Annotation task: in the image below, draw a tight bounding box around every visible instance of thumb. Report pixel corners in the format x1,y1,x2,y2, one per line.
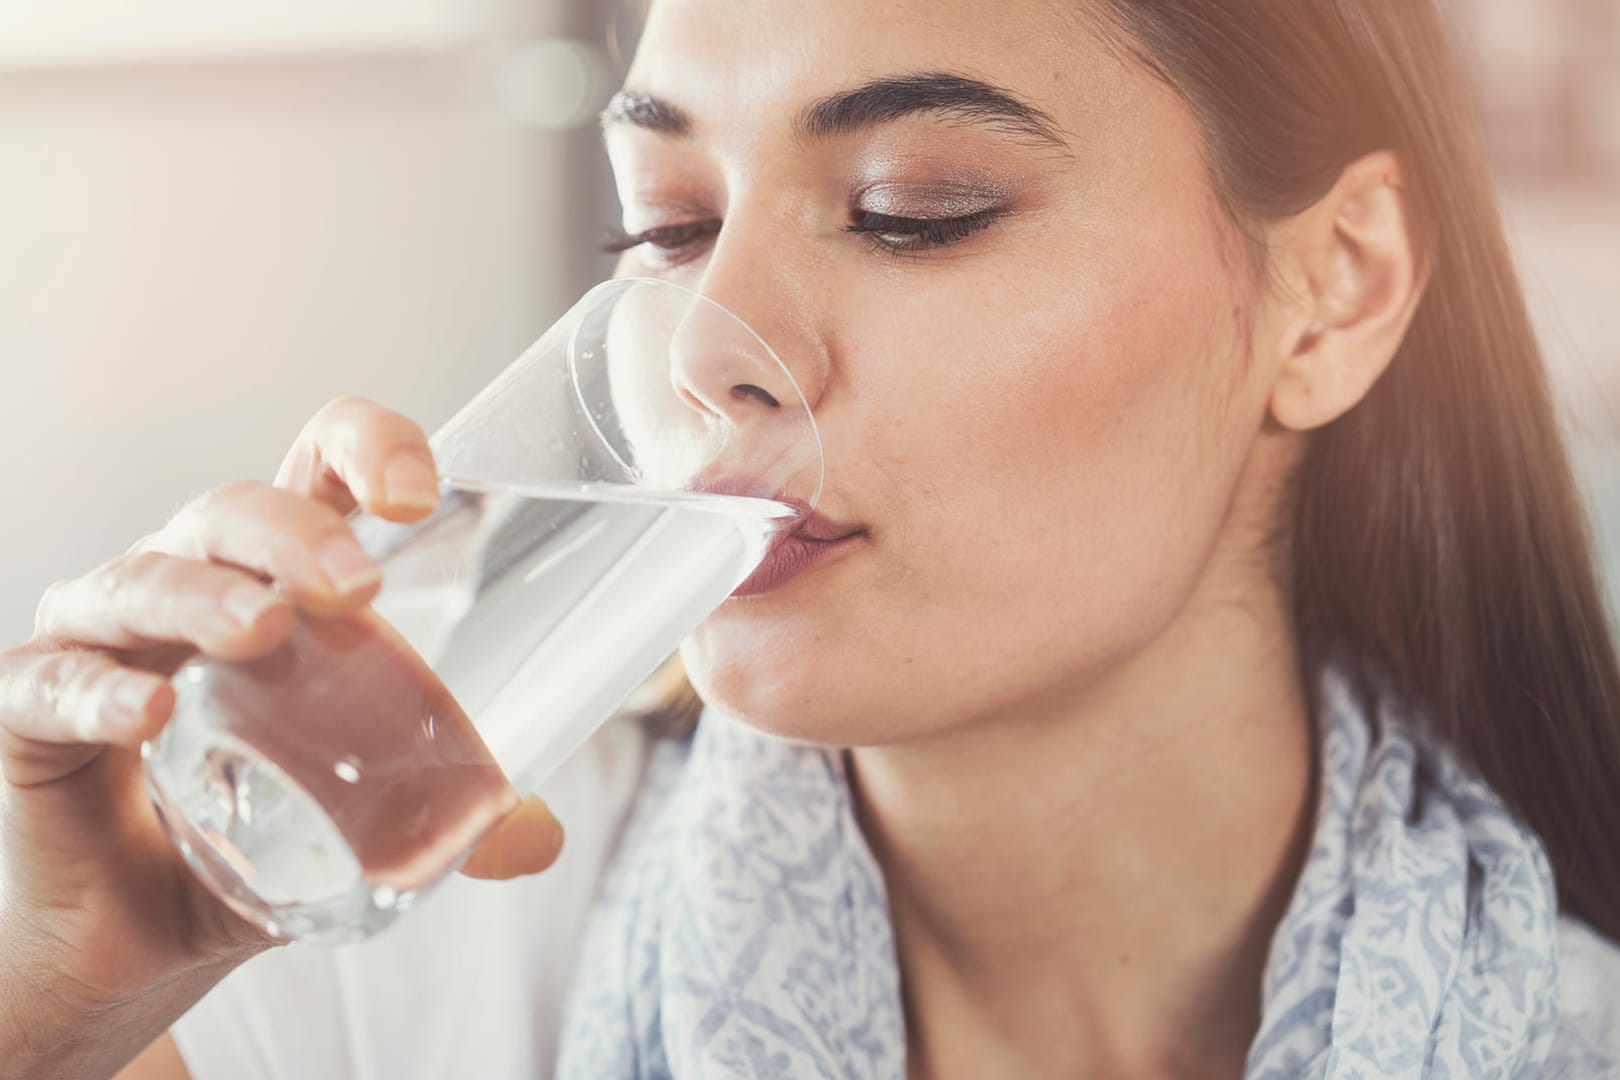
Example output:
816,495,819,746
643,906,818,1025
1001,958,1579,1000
458,796,565,881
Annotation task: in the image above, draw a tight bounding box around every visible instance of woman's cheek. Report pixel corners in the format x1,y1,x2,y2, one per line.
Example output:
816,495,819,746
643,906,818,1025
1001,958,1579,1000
891,261,1240,601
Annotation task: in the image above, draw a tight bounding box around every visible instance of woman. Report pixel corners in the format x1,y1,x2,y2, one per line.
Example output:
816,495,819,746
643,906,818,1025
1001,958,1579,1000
3,0,1618,1076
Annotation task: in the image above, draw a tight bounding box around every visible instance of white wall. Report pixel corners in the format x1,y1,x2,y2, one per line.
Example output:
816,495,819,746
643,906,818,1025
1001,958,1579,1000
0,13,617,644
0,0,503,66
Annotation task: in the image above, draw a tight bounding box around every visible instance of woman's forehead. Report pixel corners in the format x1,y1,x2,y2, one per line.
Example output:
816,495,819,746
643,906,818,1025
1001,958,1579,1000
623,0,1117,139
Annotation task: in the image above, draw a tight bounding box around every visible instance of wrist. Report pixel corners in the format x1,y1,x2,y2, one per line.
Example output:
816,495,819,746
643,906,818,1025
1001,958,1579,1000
0,901,237,1080
0,901,84,1079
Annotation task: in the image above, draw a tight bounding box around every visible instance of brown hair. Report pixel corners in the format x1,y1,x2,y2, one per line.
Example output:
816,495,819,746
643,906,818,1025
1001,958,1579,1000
1090,0,1620,940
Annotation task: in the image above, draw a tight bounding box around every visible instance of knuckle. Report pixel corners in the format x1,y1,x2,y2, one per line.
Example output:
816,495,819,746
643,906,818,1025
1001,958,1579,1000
269,511,349,566
32,650,91,711
124,530,164,557
31,550,163,642
0,641,123,740
322,396,423,458
222,493,346,573
122,549,172,581
35,652,118,737
0,642,28,677
32,578,76,638
109,552,241,646
311,395,375,440
170,479,266,537
83,555,150,631
387,412,428,446
99,551,166,603
320,393,374,418
206,478,271,513
126,551,198,607
99,552,214,639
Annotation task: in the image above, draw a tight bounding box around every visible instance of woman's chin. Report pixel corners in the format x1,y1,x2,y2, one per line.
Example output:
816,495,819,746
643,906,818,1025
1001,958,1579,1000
686,670,821,742
680,647,864,745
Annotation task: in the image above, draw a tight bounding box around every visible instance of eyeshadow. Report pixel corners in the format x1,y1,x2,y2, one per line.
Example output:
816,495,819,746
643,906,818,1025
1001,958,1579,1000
854,180,1012,218
848,143,1023,215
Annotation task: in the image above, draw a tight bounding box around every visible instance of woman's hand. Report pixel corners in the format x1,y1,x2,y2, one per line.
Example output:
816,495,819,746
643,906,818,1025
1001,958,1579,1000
0,397,564,1078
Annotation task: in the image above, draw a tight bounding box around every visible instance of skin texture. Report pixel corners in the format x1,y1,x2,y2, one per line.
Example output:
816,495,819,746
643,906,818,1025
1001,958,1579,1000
607,0,1423,1075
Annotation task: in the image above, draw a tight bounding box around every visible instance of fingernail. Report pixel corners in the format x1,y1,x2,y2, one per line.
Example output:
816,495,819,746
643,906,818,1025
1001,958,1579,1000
318,537,381,594
543,809,565,851
222,583,281,628
525,797,564,848
382,454,439,510
104,673,155,728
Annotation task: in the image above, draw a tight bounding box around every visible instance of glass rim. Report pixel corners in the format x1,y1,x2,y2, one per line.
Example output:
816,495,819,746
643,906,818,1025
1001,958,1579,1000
579,275,825,512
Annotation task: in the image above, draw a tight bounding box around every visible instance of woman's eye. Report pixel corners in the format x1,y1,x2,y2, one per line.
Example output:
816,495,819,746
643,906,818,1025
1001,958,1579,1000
600,207,1002,264
600,219,721,266
843,208,1002,255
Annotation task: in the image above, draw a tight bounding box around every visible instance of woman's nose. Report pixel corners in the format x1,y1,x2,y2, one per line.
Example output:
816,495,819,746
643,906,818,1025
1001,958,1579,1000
660,273,824,499
670,236,828,423
668,313,799,423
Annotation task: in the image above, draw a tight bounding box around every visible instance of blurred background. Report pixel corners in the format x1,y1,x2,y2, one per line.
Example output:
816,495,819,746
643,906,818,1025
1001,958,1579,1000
1,0,1618,643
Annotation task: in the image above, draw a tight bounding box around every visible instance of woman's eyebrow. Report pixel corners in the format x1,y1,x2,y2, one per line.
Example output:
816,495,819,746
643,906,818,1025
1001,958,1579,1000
601,71,1069,151
601,92,691,137
800,72,1069,150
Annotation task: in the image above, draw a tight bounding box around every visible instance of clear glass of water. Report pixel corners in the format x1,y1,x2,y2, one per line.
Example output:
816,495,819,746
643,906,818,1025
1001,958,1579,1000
141,277,823,943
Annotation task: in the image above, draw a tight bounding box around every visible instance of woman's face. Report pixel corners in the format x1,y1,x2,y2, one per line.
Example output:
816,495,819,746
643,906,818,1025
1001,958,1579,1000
607,0,1291,744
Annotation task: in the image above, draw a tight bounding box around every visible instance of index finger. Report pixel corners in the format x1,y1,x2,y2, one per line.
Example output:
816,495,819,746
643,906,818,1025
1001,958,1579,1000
274,396,440,523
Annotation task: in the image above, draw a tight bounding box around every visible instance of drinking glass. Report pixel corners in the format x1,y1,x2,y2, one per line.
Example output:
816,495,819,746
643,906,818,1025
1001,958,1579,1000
142,277,823,942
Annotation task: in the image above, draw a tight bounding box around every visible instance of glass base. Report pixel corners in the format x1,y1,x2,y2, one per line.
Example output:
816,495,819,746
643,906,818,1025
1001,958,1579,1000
142,732,415,944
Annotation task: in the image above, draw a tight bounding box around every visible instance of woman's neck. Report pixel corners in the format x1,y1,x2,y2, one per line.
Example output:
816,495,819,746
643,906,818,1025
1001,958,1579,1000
848,583,1319,1079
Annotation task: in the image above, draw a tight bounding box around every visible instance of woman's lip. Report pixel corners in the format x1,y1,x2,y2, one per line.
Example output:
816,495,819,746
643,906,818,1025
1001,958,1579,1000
730,530,865,598
685,474,863,544
790,509,863,543
682,473,865,595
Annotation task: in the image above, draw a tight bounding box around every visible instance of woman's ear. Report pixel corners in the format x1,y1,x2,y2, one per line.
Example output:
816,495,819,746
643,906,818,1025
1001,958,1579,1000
1267,151,1429,432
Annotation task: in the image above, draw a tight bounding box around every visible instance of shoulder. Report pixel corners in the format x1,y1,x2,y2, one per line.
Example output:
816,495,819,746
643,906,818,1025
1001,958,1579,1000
1545,915,1620,1077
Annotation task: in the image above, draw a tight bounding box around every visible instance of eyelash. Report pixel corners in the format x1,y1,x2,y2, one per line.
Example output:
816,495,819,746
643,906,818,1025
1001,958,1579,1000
600,220,720,267
842,209,1002,255
599,208,1003,265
